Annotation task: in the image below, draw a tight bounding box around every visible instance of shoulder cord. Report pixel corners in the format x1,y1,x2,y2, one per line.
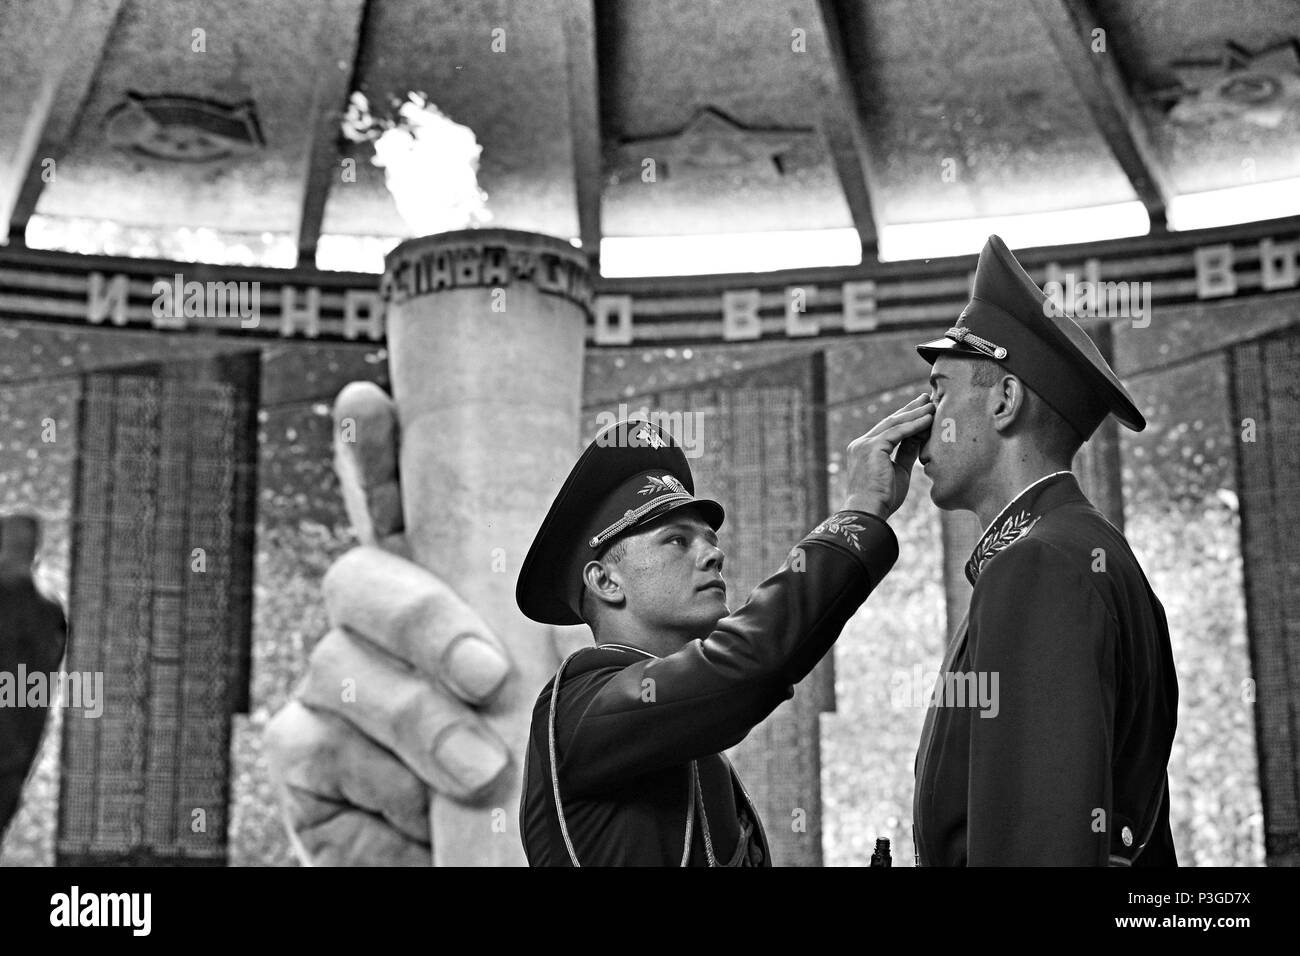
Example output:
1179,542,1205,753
692,761,717,865
722,752,761,835
547,643,716,867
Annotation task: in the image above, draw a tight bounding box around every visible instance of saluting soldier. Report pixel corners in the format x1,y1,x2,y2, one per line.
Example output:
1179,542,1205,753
912,235,1179,866
515,403,933,866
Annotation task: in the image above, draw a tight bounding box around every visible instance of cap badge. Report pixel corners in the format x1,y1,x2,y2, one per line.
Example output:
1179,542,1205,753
634,424,666,449
639,474,687,497
588,474,695,549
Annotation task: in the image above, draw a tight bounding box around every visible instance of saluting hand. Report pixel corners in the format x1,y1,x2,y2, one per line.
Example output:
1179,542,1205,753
843,393,936,520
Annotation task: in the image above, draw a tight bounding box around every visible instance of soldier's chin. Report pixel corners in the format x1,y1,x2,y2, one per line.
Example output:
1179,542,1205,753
692,596,730,628
927,476,956,510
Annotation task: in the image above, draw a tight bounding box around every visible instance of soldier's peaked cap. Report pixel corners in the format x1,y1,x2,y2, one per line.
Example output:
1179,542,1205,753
916,235,1146,438
516,419,725,627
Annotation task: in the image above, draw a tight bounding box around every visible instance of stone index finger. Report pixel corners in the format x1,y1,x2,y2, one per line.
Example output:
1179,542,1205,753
323,545,511,706
334,381,404,545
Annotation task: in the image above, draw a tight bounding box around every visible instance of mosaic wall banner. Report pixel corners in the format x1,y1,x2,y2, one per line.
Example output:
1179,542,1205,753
56,353,259,866
1229,329,1300,866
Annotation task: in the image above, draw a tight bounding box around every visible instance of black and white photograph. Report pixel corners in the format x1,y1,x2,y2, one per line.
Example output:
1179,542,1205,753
0,0,1297,935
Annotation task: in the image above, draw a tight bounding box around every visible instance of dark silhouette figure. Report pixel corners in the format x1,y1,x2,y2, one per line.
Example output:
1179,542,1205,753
0,515,68,839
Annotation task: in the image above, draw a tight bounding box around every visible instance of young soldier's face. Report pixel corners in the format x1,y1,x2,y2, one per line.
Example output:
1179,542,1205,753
612,509,728,635
919,356,999,512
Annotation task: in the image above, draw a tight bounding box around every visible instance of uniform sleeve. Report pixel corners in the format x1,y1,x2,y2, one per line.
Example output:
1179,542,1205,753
556,511,898,798
965,539,1117,866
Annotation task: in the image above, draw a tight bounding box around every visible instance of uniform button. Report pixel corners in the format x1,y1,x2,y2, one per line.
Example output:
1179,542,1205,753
1121,826,1134,847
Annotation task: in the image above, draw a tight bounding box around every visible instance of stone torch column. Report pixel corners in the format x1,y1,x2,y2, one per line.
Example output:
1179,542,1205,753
382,229,589,866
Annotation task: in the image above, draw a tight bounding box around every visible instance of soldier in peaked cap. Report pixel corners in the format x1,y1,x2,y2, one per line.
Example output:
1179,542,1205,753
911,235,1179,866
517,406,934,866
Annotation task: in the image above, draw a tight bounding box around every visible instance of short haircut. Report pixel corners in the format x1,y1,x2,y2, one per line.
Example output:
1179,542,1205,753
965,358,1083,463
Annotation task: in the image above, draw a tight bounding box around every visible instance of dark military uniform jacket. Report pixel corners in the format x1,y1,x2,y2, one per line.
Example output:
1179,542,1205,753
521,511,899,866
913,472,1179,866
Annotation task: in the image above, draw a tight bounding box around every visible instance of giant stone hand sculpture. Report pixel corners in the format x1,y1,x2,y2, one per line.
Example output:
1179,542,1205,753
265,229,591,865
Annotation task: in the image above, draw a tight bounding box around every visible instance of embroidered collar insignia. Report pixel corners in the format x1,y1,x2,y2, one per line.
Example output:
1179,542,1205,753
966,510,1041,584
964,471,1073,585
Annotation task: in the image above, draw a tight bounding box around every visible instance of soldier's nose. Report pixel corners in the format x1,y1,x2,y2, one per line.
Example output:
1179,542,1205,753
701,546,724,573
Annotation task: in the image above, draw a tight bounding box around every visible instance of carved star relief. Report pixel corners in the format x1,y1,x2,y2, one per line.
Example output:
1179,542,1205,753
1153,39,1300,128
610,106,815,182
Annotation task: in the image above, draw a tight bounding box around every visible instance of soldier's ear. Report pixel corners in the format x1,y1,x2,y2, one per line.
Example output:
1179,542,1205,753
990,374,1029,433
581,559,624,610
